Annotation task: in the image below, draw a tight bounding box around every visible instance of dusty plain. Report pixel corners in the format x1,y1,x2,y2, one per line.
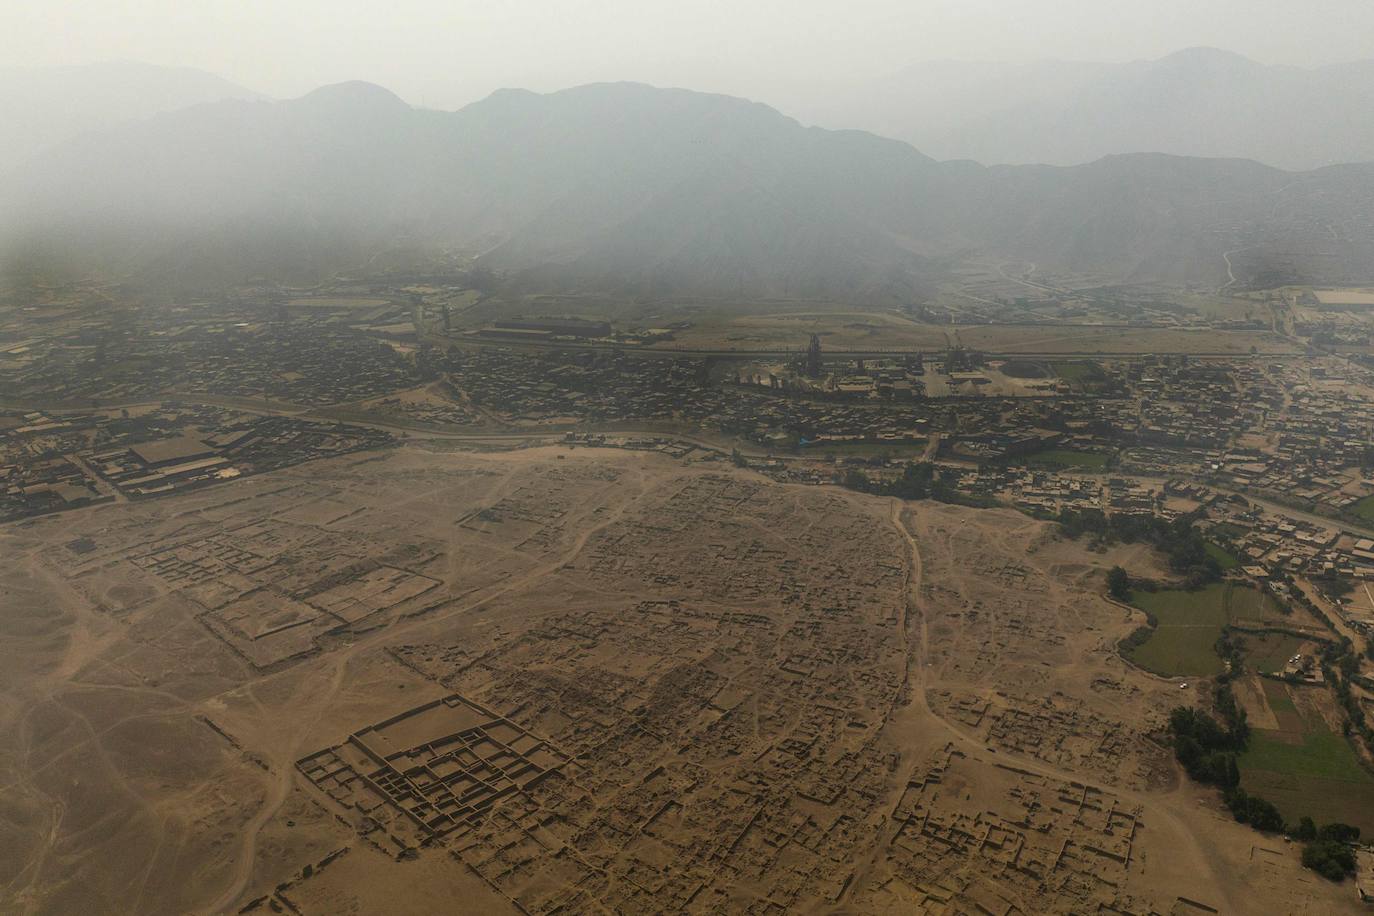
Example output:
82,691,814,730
0,442,1360,914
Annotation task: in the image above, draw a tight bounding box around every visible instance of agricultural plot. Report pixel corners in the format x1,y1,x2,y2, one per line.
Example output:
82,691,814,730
1240,680,1374,837
1052,360,1103,381
1224,585,1288,627
1236,632,1308,675
1204,541,1240,570
1123,583,1287,676
1124,585,1231,676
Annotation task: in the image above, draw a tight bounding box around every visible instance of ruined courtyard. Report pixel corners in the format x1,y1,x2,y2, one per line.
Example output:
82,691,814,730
0,445,1361,914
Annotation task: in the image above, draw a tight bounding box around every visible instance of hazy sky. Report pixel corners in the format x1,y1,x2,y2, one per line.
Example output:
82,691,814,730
8,0,1374,108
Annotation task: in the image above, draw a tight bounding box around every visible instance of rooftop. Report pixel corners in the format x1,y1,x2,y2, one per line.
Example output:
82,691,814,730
129,436,214,467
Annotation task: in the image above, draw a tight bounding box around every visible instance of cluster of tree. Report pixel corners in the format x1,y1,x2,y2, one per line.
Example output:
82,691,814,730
413,344,446,382
1295,819,1360,844
841,463,997,509
1316,574,1354,600
1169,695,1363,881
845,462,940,500
1057,508,1220,586
1323,638,1374,749
1282,573,1342,631
1167,691,1249,789
1170,691,1277,832
1117,622,1155,658
461,264,499,295
1219,787,1285,832
1296,822,1362,880
1106,563,1162,659
1107,565,1131,601
1214,630,1247,676
1302,839,1358,881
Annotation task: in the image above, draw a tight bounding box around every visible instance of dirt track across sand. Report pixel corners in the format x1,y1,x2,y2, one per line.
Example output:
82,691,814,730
0,446,1358,914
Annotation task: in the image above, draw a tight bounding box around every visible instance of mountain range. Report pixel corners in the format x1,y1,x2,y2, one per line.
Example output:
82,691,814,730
797,48,1374,171
3,67,1373,298
0,61,259,176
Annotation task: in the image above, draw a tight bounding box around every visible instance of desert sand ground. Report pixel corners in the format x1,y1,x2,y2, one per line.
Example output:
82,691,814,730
0,445,1359,914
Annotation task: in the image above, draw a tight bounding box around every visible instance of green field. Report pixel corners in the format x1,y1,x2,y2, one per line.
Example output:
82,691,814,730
1204,540,1240,570
1023,449,1111,470
1236,631,1306,674
999,359,1051,379
1225,585,1288,625
1124,584,1231,676
1051,360,1103,382
1240,687,1374,836
1353,494,1374,524
1243,725,1370,782
1122,583,1285,676
1124,626,1227,676
1264,681,1298,715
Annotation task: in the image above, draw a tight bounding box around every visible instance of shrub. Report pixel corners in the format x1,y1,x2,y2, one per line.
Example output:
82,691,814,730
1107,565,1130,600
1223,788,1284,832
1302,839,1356,881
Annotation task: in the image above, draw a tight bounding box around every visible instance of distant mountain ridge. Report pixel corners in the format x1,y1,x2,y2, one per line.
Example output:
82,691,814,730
796,47,1374,171
0,61,261,175
4,78,1373,297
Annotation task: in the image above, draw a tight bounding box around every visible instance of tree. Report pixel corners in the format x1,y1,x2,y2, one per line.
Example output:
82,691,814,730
1223,788,1284,832
1293,817,1317,841
465,263,498,294
1107,566,1131,600
1318,823,1361,843
842,468,870,491
1302,840,1356,881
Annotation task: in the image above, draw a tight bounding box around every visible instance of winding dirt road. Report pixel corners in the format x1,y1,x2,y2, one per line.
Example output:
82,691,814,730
877,501,1242,914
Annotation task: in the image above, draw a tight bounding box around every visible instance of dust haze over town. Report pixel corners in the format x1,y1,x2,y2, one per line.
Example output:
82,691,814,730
9,2,1374,914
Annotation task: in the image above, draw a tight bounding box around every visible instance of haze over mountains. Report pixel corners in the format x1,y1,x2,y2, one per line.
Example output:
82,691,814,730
799,48,1374,171
0,61,259,176
4,57,1374,298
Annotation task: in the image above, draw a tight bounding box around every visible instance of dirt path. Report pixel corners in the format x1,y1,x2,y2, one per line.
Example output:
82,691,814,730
834,499,921,901
202,654,352,914
869,503,1244,914
200,465,659,914
1222,249,1241,290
